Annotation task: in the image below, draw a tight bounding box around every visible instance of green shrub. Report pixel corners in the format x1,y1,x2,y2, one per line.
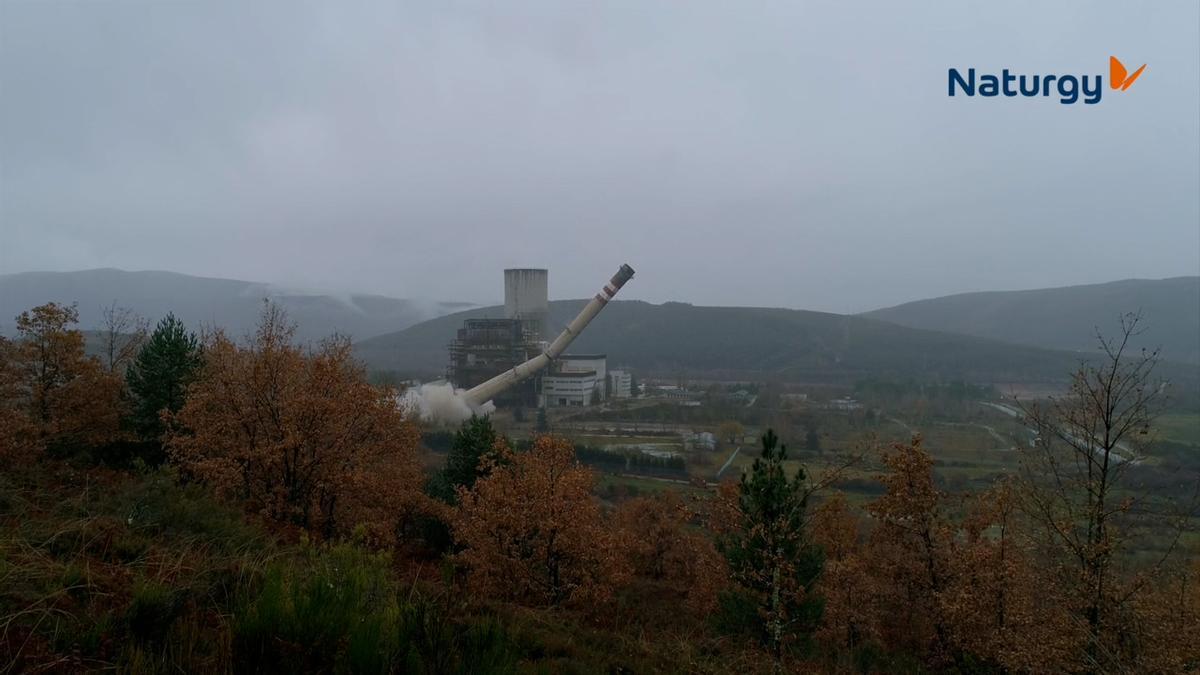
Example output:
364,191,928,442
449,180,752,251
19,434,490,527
109,470,265,552
232,544,520,674
51,612,114,657
455,618,520,674
232,545,395,672
127,578,183,644
712,588,760,637
59,562,92,600
390,599,520,675
112,532,150,563
344,604,398,674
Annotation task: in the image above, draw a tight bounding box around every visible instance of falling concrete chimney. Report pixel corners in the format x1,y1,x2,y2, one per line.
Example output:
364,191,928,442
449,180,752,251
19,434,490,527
464,264,634,408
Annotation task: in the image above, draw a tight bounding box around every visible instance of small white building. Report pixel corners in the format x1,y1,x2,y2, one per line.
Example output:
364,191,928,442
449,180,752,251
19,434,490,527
608,369,632,399
541,371,602,407
828,396,863,411
657,386,702,405
558,354,607,399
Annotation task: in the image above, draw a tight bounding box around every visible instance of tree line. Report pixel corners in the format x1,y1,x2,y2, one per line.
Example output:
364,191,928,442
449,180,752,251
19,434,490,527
1,302,1197,672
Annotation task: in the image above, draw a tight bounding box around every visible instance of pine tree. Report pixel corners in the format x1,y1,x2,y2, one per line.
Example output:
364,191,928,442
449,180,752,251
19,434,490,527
441,414,500,495
805,426,821,453
717,429,823,661
126,313,202,440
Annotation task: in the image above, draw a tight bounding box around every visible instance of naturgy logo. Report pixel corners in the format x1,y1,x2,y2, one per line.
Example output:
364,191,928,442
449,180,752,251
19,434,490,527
948,56,1146,105
1109,56,1146,91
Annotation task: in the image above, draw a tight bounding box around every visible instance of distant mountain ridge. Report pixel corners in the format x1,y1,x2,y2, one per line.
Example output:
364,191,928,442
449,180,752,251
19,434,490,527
862,277,1200,364
353,299,1155,385
0,269,472,343
8,270,1197,388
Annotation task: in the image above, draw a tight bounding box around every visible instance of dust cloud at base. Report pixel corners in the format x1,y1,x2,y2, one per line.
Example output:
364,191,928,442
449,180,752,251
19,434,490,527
399,381,494,425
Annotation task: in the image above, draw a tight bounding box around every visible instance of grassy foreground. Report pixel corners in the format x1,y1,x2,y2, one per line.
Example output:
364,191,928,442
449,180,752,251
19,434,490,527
0,458,764,674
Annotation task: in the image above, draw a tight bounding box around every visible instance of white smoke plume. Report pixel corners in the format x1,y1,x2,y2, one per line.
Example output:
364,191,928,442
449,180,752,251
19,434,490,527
399,381,494,425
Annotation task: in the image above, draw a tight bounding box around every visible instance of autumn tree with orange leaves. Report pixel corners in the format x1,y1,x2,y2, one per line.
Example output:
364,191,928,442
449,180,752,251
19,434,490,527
0,337,32,458
0,303,125,457
452,435,629,608
864,437,961,665
1126,560,1200,673
811,439,1077,672
166,303,425,543
613,492,726,615
809,494,875,655
940,478,1076,672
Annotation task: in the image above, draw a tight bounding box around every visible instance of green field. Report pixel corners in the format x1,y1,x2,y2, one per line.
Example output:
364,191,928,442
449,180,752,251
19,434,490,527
1156,413,1200,445
572,434,685,451
596,473,708,497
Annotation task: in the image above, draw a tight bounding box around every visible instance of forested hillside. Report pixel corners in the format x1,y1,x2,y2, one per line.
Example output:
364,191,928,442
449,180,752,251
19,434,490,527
864,277,1200,364
356,300,1148,384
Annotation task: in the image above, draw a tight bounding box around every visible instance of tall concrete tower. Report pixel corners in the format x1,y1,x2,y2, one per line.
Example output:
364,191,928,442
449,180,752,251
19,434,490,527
504,268,548,342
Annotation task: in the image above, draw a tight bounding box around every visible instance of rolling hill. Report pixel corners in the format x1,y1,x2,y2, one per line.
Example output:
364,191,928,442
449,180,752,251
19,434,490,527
863,277,1200,364
0,269,471,343
9,270,1196,391
354,300,1130,385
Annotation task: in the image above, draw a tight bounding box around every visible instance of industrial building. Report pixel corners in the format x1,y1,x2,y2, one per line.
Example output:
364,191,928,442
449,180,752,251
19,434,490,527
558,354,606,394
608,369,632,399
448,267,634,410
446,318,538,406
541,370,602,407
541,354,607,408
446,268,547,407
502,268,548,342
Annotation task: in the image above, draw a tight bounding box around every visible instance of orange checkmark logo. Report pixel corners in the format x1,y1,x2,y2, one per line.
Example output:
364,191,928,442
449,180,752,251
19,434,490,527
1110,56,1146,91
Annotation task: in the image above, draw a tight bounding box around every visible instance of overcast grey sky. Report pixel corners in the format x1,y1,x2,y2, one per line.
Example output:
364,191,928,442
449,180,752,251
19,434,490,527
1,1,1197,312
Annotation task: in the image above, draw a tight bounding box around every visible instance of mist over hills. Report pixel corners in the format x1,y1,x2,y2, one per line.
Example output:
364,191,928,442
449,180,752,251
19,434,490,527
0,269,472,343
863,277,1200,365
7,269,1197,390
353,299,1120,385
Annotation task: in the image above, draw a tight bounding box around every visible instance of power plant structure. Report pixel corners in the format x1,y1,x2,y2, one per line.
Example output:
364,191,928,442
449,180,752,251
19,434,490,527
447,264,636,410
503,268,548,342
445,268,550,407
446,318,539,407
